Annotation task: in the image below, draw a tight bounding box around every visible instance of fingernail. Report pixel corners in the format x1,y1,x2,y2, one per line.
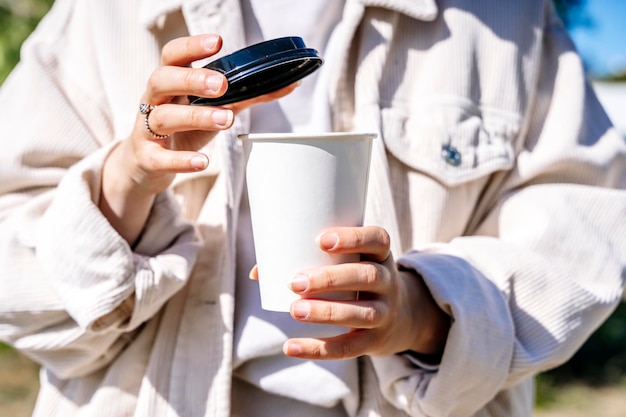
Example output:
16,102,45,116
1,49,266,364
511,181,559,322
291,301,310,320
317,233,338,250
206,73,225,93
202,34,220,50
190,155,208,170
212,109,233,127
284,341,302,356
249,265,258,280
289,274,308,293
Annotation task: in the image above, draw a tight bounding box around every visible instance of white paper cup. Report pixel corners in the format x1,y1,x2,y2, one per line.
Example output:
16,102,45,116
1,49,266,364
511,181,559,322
240,132,376,312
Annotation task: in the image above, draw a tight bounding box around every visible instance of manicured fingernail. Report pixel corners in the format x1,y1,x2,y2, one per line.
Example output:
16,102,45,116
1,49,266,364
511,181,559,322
249,265,258,280
212,109,233,127
206,74,225,93
202,34,220,50
292,301,310,320
289,275,309,293
190,155,208,170
317,233,338,250
284,341,302,356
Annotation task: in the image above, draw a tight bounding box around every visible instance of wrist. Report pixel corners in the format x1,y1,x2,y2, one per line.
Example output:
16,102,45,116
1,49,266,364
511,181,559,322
400,268,451,357
100,142,158,244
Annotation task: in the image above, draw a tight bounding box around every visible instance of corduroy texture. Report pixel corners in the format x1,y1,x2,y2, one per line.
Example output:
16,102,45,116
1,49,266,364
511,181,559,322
0,0,624,416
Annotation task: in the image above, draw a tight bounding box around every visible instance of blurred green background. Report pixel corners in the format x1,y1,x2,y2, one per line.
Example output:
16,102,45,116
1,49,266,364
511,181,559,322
0,0,54,83
0,1,624,416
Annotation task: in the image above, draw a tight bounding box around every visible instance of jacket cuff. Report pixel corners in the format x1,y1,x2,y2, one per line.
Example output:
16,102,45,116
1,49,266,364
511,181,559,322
370,252,514,416
37,144,198,331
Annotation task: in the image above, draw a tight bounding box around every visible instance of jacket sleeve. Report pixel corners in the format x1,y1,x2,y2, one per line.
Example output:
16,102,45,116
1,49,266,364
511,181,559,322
370,6,626,417
0,0,199,379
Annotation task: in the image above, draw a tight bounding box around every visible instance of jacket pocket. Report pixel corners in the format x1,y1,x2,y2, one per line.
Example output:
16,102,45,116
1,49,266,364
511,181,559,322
381,98,521,186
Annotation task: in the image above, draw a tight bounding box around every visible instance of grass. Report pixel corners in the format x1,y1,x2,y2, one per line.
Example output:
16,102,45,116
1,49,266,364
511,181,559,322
534,301,626,415
0,343,39,417
4,299,624,416
534,382,626,417
1,303,626,415
0,341,625,417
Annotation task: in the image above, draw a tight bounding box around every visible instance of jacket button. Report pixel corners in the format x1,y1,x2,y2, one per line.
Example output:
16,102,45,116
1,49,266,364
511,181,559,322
441,145,462,166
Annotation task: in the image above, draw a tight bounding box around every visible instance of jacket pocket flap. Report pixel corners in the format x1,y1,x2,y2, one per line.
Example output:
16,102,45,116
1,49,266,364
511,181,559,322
381,99,520,186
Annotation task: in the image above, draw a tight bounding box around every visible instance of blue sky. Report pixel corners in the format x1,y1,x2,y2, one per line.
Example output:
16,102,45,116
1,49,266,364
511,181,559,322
567,0,626,77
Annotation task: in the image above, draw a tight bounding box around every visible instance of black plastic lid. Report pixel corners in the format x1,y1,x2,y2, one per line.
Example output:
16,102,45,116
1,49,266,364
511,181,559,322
188,36,323,106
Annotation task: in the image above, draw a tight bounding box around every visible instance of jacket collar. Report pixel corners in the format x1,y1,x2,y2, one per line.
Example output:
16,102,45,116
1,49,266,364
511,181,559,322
358,0,438,21
140,0,189,27
139,0,438,28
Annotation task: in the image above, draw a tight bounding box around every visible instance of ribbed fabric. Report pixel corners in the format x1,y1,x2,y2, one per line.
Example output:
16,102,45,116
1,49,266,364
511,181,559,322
0,0,624,417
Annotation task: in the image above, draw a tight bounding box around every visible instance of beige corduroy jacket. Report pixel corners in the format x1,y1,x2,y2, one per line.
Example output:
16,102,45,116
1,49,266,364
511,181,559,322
0,0,625,416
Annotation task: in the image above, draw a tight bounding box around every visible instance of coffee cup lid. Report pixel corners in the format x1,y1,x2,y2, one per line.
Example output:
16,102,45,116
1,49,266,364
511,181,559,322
189,36,323,106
